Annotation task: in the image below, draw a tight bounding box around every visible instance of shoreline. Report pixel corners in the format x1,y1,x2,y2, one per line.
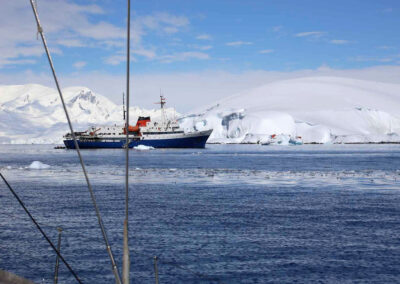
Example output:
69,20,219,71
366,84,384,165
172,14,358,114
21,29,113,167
207,141,400,145
2,142,400,146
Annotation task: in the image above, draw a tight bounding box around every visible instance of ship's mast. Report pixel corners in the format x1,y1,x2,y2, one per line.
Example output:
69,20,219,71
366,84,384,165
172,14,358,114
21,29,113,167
157,91,167,126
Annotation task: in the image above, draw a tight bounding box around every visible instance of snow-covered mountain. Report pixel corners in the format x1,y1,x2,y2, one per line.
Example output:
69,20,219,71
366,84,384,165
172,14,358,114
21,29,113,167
180,77,400,144
0,84,176,144
2,77,400,144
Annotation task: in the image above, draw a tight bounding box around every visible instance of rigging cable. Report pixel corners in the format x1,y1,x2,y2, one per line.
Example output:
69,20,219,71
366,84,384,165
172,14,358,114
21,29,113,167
28,1,122,283
123,0,131,283
0,172,83,284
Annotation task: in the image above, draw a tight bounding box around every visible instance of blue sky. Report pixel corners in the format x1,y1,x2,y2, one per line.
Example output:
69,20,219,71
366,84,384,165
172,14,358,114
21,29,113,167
1,0,400,110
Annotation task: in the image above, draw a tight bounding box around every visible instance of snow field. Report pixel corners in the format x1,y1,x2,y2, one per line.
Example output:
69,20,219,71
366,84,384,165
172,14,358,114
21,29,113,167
2,76,400,144
180,77,400,144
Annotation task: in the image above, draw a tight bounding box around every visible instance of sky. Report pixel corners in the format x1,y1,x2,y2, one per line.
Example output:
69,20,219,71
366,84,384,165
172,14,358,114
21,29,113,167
1,0,400,112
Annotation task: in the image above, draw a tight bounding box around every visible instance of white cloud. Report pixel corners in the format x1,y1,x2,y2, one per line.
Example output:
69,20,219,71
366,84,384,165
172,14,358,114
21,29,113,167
73,61,87,69
330,39,350,45
226,41,253,46
159,52,210,63
0,0,122,67
57,38,87,48
104,48,156,65
196,34,212,40
0,1,190,67
351,54,400,63
138,12,189,35
295,31,326,38
191,45,213,50
133,49,157,59
105,48,208,65
77,21,125,40
104,55,127,65
259,49,274,54
140,12,189,32
0,58,37,66
199,45,213,50
101,12,190,65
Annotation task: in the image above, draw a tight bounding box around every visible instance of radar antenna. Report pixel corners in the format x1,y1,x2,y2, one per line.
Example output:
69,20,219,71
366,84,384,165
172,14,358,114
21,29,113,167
155,93,167,126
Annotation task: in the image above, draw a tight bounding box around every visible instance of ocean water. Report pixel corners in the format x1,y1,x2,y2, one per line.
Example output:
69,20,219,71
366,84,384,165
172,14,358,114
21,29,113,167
0,144,400,283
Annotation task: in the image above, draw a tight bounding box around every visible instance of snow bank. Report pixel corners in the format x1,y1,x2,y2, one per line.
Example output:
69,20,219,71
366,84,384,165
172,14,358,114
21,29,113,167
134,145,154,150
28,161,50,169
181,77,400,144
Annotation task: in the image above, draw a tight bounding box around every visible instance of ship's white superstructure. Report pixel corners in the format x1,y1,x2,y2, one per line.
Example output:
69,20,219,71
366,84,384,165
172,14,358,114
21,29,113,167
64,96,212,148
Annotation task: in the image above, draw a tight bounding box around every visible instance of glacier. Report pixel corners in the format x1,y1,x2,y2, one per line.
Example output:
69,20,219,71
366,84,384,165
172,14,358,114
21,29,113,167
1,76,400,144
180,77,400,144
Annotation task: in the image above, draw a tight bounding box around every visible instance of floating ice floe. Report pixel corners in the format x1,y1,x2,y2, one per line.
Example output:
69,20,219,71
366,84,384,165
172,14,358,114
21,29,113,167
133,145,155,151
28,161,50,169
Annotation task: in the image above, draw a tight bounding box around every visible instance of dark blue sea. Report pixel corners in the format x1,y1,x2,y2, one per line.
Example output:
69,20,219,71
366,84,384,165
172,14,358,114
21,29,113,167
1,144,400,283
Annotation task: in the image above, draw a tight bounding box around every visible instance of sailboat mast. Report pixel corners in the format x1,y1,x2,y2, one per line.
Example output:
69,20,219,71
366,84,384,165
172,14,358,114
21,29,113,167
123,92,126,121
29,1,122,283
123,0,131,283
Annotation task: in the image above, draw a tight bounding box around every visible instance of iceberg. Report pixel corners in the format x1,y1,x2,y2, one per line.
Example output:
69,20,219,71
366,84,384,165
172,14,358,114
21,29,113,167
133,145,155,151
28,161,50,169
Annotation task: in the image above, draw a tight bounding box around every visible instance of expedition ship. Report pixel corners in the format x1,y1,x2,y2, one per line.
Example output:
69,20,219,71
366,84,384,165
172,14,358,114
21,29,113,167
63,95,212,149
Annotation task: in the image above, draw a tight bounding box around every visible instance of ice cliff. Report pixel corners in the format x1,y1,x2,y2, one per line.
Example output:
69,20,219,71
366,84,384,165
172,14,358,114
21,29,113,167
180,77,400,144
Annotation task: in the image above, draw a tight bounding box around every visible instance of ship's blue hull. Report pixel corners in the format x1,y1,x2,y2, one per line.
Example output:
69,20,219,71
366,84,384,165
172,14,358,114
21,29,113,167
64,133,210,149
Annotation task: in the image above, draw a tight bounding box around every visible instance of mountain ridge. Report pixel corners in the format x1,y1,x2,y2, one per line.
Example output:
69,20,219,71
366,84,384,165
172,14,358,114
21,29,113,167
2,77,400,144
0,84,176,144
